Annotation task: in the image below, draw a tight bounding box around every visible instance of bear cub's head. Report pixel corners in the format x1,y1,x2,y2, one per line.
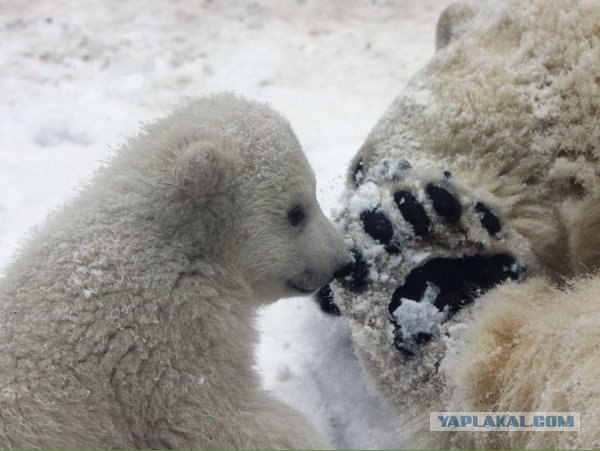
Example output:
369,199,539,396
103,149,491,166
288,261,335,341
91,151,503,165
156,94,352,302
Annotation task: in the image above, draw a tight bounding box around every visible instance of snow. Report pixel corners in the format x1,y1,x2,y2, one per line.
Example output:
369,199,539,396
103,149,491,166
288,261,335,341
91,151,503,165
348,180,382,217
391,283,446,355
0,1,458,447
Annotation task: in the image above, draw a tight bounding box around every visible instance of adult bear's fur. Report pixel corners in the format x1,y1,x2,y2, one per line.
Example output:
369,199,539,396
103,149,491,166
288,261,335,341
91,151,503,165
352,0,600,280
445,275,600,449
340,1,600,448
0,94,348,448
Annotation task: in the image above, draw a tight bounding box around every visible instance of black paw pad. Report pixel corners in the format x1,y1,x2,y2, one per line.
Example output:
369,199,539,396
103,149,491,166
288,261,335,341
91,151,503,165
426,184,462,224
392,327,433,356
394,191,431,237
392,326,415,356
489,254,526,281
474,202,501,236
314,285,341,316
333,261,354,280
389,254,526,316
360,210,394,245
414,331,433,345
339,248,369,291
385,243,402,254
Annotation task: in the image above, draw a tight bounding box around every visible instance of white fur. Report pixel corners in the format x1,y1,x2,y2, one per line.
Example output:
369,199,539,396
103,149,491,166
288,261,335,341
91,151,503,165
0,93,349,448
341,1,600,448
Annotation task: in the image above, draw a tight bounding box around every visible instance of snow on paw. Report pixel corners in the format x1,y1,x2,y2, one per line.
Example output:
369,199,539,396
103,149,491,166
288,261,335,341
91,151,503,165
393,191,430,237
330,159,529,362
389,254,526,355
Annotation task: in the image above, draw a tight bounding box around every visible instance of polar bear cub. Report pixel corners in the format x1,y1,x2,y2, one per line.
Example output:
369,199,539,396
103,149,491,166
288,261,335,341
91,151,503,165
0,93,351,448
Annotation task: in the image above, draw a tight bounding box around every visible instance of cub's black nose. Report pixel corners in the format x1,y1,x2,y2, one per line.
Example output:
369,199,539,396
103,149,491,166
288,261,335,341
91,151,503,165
333,261,354,279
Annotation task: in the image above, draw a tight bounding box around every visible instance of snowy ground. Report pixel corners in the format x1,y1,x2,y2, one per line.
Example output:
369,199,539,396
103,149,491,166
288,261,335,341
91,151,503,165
1,1,458,447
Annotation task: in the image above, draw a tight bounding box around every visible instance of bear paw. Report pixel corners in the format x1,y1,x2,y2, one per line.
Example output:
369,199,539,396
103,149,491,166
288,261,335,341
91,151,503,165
389,253,525,356
316,159,527,357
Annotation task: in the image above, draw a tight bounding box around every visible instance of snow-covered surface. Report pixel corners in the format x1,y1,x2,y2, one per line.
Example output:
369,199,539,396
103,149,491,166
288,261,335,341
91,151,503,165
1,1,457,447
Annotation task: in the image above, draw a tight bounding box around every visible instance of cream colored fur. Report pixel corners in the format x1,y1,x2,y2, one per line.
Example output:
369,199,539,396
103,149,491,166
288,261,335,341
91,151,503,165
352,0,600,280
0,93,349,448
344,1,600,447
444,276,600,449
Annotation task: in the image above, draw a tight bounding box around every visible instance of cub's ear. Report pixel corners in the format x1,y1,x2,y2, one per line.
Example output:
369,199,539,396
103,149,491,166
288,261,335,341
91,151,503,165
435,3,477,51
174,141,233,204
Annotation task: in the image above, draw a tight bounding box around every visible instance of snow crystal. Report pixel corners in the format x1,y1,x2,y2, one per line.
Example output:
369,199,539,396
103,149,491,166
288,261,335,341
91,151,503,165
411,251,431,265
348,181,381,217
392,283,446,338
370,158,412,183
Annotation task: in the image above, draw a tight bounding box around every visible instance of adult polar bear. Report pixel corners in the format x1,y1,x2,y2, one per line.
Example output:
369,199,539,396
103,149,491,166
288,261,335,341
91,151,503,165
327,0,600,448
0,94,350,448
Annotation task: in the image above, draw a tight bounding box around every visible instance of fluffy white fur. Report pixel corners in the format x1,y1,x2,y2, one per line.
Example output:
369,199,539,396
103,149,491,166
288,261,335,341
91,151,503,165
0,93,350,448
339,1,600,448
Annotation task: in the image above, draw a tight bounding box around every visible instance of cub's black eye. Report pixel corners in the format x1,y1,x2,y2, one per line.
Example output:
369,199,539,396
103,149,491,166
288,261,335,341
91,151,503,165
287,205,306,227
